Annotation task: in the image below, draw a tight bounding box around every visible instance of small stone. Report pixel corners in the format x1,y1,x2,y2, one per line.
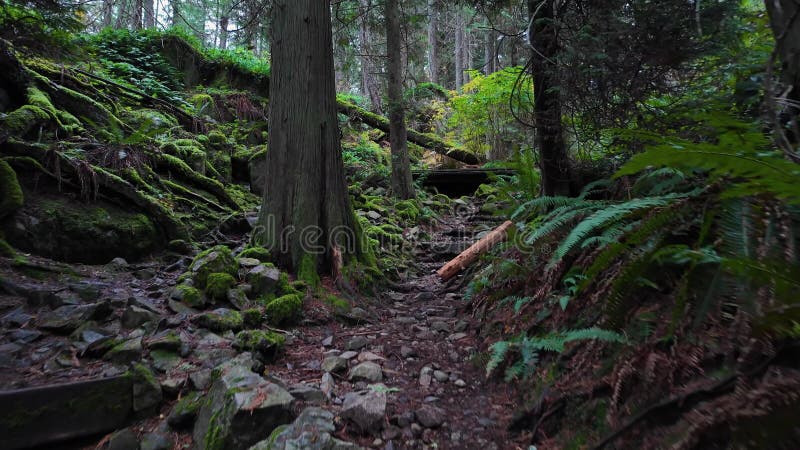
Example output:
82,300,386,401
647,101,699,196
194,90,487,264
366,210,382,220
160,377,185,396
340,350,359,360
104,337,143,364
454,320,468,332
132,363,162,413
102,427,138,450
167,391,203,429
430,321,450,333
416,405,445,428
289,384,326,405
348,362,383,382
448,332,468,341
246,264,281,296
320,372,335,399
358,351,385,362
321,355,348,374
321,335,333,347
140,432,172,450
372,438,383,447
433,370,448,383
238,257,261,268
151,350,181,372
190,369,212,390
227,288,251,310
394,316,415,325
192,308,243,332
346,336,369,351
107,257,129,268
37,303,111,334
410,423,423,437
419,367,432,387
454,379,466,388
121,305,159,329
394,411,415,428
400,346,416,358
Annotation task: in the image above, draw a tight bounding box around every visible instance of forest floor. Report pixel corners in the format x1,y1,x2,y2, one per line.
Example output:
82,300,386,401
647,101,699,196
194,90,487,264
0,197,527,450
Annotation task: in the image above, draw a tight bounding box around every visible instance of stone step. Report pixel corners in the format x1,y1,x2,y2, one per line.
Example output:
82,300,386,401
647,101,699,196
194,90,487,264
0,375,133,449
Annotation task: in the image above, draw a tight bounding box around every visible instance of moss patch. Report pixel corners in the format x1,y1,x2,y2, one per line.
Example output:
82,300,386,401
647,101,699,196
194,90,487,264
239,246,271,262
187,245,237,289
297,253,321,290
264,294,303,326
174,284,203,308
205,272,236,301
0,160,24,219
233,330,285,361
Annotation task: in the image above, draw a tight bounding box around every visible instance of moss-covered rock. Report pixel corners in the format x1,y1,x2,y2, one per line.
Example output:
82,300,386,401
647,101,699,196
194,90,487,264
2,195,159,264
233,330,285,362
0,160,24,219
122,108,178,135
170,283,204,308
239,246,271,263
264,294,303,326
186,245,237,289
192,308,243,332
167,391,203,430
242,308,264,328
205,272,236,301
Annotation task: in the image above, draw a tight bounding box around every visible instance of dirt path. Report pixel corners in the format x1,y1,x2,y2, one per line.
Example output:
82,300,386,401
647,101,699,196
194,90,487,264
264,204,525,449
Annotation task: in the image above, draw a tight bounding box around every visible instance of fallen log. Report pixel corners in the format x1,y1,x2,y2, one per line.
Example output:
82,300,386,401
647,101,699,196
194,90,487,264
436,220,514,281
337,100,481,165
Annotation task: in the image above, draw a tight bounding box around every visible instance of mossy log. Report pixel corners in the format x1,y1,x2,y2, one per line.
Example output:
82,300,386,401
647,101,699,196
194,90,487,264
151,153,239,210
2,140,188,241
337,100,480,165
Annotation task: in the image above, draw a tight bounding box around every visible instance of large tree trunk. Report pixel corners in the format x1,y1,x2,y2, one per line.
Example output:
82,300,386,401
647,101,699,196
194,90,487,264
257,0,365,275
427,0,439,84
358,0,383,114
132,0,143,29
485,27,497,75
219,16,229,49
144,0,155,28
386,0,415,200
102,0,114,28
454,10,464,89
529,0,572,196
765,0,800,137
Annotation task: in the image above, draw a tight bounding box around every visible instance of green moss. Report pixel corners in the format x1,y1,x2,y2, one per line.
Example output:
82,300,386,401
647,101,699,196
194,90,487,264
190,93,214,113
395,199,421,223
193,308,243,332
277,272,301,297
0,160,24,219
297,253,320,290
175,284,203,308
26,87,83,134
122,108,178,135
187,245,237,289
1,105,50,134
171,391,203,418
0,237,16,258
233,330,285,354
264,293,303,326
207,131,228,146
326,295,351,312
238,246,270,262
205,272,236,301
242,308,264,328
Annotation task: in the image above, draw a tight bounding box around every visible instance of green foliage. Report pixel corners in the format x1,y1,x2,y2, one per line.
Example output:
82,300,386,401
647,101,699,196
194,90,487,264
239,246,271,263
0,160,24,219
205,272,236,301
448,67,533,158
487,328,626,380
264,293,303,326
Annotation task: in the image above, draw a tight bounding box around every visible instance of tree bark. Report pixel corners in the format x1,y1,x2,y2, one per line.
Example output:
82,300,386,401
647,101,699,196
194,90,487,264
358,0,383,114
386,0,415,199
132,0,143,29
102,0,114,28
219,16,229,49
144,0,155,28
454,10,464,89
256,0,366,275
765,0,800,132
428,0,439,84
529,0,572,196
485,28,497,75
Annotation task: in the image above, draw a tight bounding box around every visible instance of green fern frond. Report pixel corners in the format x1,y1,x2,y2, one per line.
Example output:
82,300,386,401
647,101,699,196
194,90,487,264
486,340,512,377
549,194,688,267
578,179,613,199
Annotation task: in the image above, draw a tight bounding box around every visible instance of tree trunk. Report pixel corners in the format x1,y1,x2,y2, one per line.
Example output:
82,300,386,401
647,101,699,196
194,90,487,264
219,16,229,49
115,0,127,29
454,10,464,89
171,0,180,27
132,0,143,29
485,28,497,75
386,0,415,200
144,0,155,28
102,0,114,28
427,0,439,84
256,0,366,275
765,0,800,133
529,0,572,196
358,0,383,114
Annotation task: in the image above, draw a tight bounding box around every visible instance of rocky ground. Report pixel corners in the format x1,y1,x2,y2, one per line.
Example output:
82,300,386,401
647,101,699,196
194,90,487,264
0,199,525,450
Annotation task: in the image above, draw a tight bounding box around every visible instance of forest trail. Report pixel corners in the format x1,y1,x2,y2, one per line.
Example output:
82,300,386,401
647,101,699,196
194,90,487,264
260,200,524,449
0,197,525,450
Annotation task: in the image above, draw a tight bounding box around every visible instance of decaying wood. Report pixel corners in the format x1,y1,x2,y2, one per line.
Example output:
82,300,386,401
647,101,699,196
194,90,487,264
437,220,514,281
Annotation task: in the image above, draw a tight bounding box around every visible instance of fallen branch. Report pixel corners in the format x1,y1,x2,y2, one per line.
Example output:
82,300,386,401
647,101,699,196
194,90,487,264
436,220,514,281
337,100,481,165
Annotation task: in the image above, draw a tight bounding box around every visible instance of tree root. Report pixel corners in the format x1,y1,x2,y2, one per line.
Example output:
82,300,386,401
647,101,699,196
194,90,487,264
152,153,239,210
3,139,189,241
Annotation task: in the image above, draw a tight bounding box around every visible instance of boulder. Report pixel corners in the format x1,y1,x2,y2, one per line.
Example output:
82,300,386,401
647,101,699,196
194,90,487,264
250,407,363,450
37,303,111,334
340,389,386,434
186,245,237,289
233,330,285,363
132,363,162,414
192,308,243,332
167,391,203,429
246,264,281,296
415,405,445,428
348,362,383,383
193,360,295,450
121,305,159,329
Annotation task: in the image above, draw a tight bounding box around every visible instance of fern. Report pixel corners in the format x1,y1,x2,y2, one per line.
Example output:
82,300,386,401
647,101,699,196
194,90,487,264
486,340,512,377
549,194,690,267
